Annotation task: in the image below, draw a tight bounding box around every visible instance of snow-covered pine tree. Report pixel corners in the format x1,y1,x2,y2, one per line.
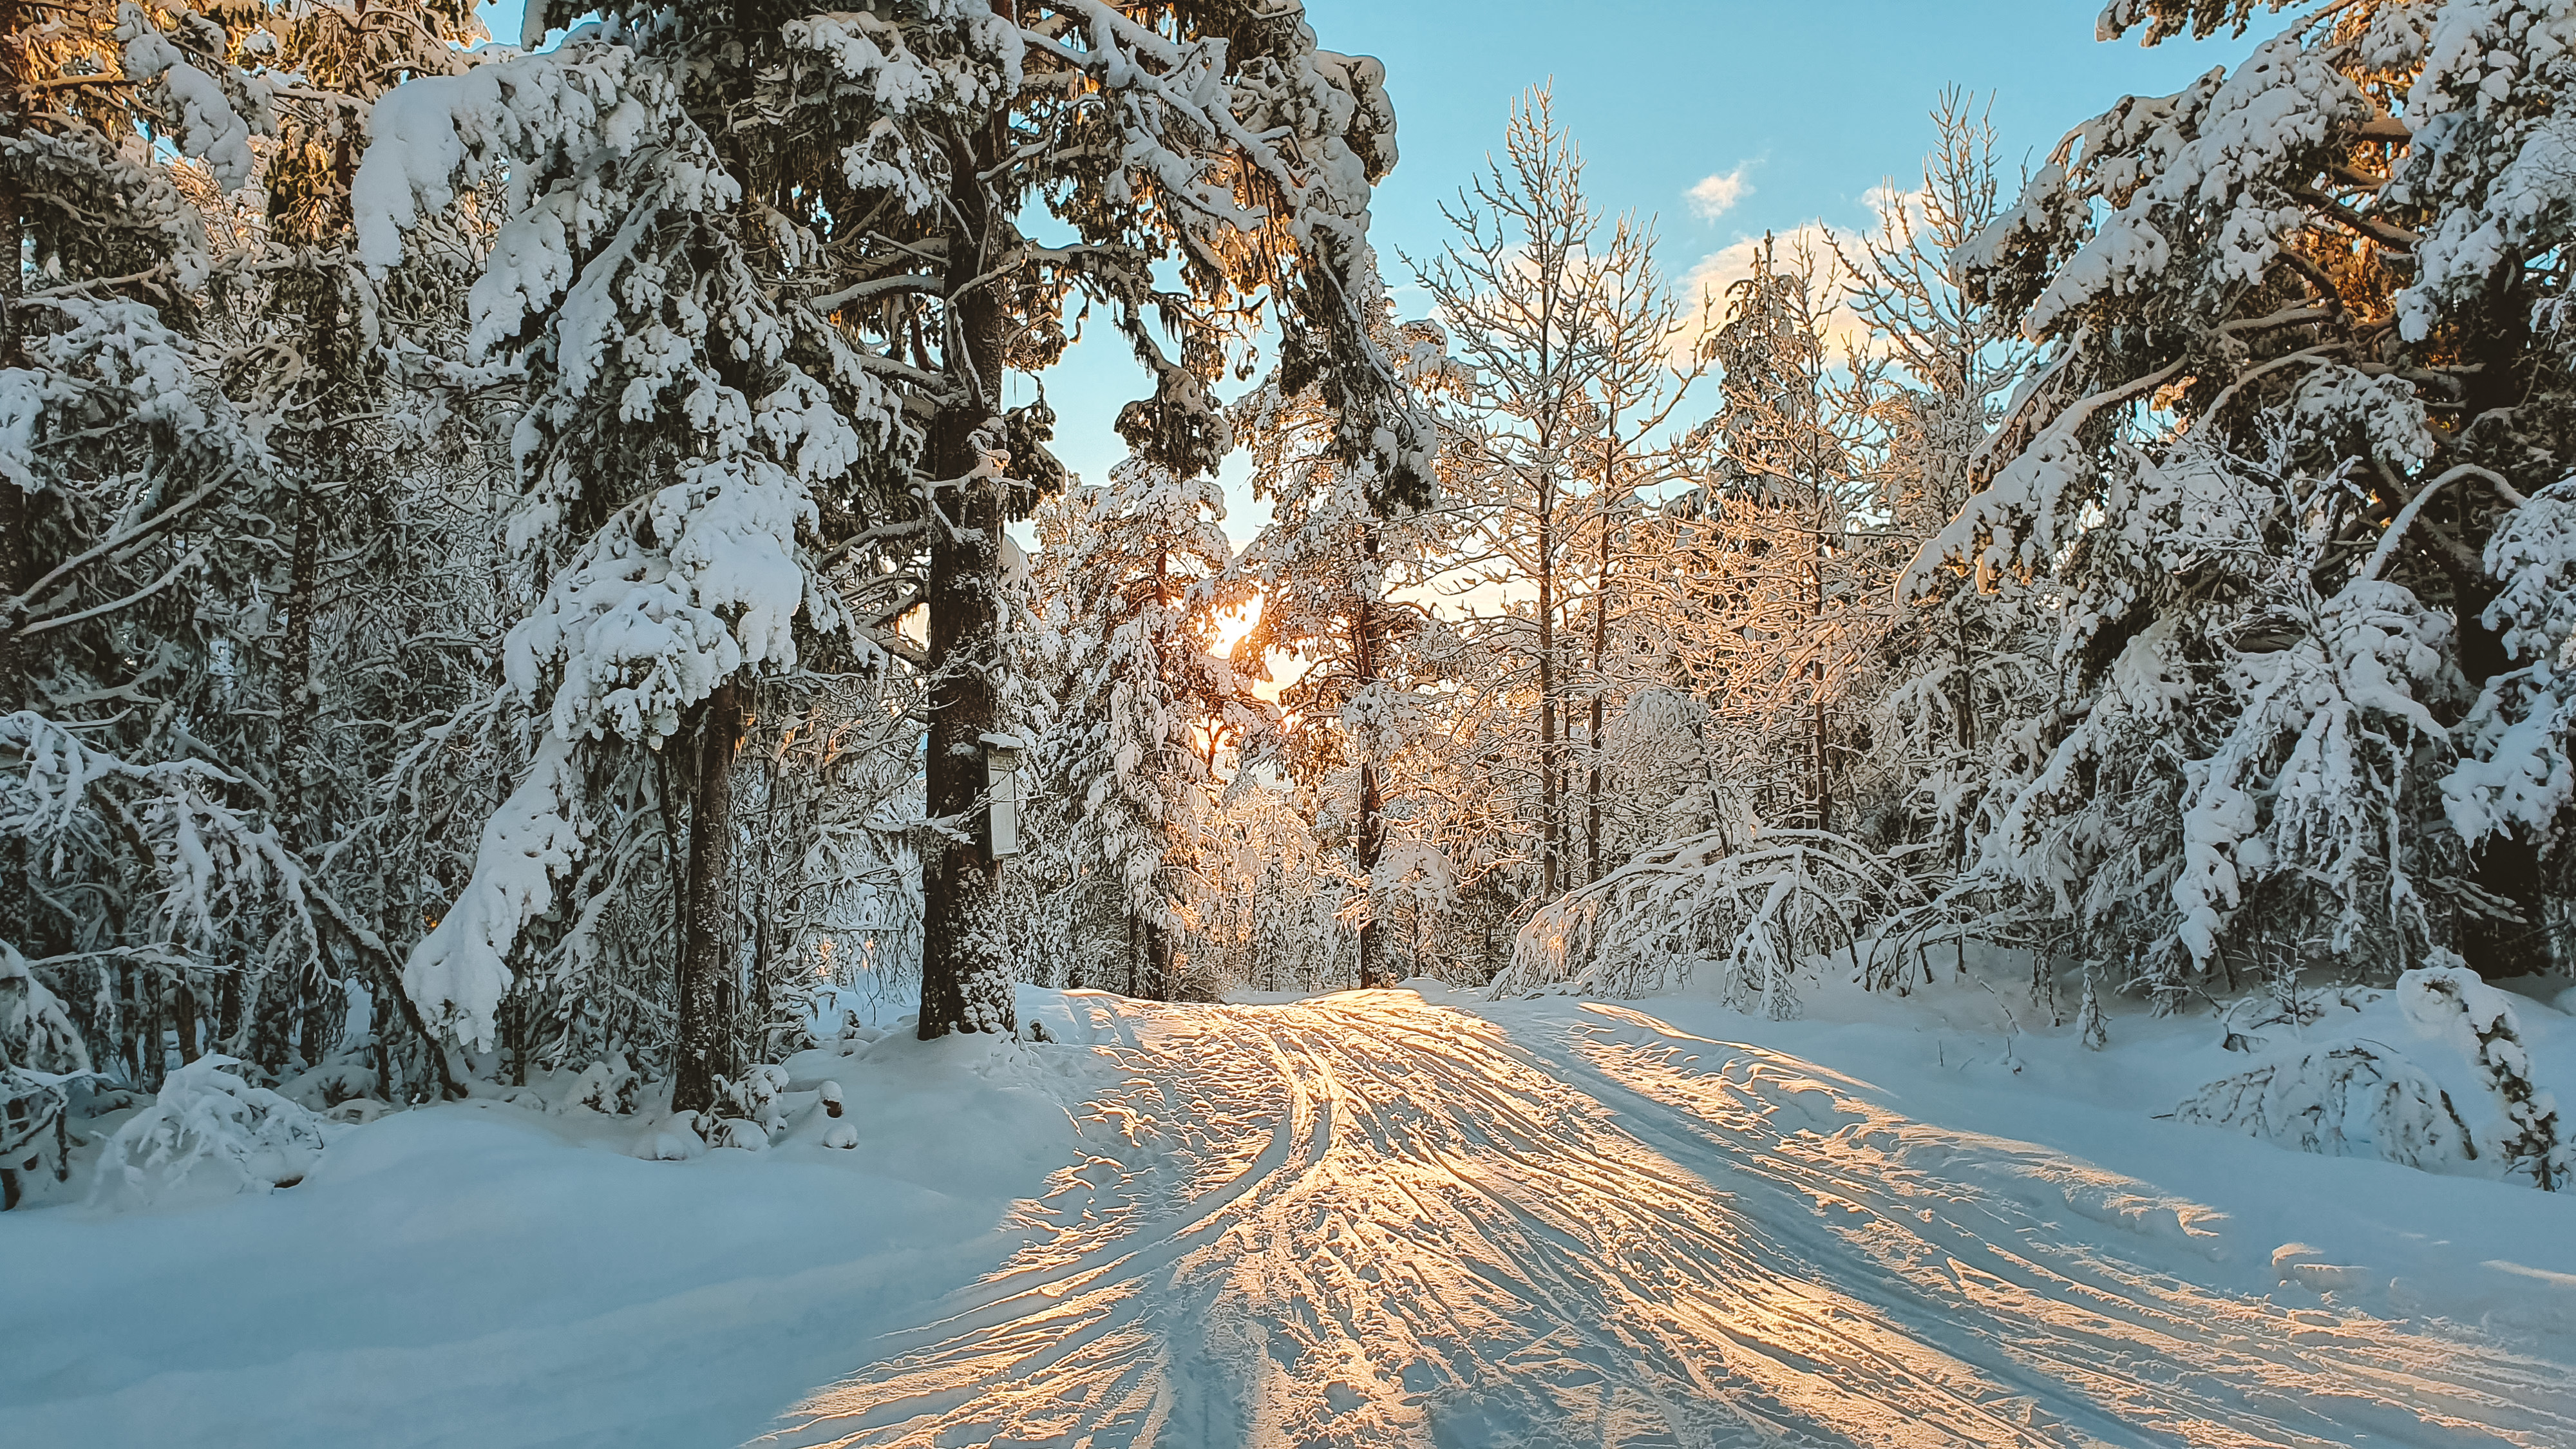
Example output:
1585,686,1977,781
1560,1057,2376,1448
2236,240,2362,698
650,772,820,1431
1030,458,1264,1001
1915,0,2576,990
1233,312,1459,987
207,0,494,1094
1645,237,1889,841
353,3,920,1109
0,0,380,1112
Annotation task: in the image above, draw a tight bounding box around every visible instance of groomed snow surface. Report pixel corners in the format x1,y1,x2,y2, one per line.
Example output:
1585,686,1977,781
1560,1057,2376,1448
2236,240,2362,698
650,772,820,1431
10,971,2576,1448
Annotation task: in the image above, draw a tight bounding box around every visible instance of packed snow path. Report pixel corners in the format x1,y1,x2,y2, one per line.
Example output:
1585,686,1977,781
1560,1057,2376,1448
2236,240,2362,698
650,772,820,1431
771,991,2576,1449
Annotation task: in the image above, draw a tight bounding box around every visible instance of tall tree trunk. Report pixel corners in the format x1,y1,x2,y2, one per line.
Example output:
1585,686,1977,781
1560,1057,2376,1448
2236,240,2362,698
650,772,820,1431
1353,554,1385,989
1586,473,1615,884
1537,476,1558,898
276,485,321,812
1808,502,1829,834
1356,757,1385,988
274,264,340,849
171,979,198,1065
918,93,1015,1039
1,115,31,967
1145,919,1171,1002
674,682,743,1113
270,261,348,1071
2452,272,2552,978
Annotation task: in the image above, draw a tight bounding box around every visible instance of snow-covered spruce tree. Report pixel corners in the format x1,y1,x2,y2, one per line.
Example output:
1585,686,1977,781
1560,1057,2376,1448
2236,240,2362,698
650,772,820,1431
0,0,419,1117
352,8,921,1110
1914,0,2576,990
179,0,502,1096
363,0,1434,1077
1231,311,1461,987
1028,458,1265,1001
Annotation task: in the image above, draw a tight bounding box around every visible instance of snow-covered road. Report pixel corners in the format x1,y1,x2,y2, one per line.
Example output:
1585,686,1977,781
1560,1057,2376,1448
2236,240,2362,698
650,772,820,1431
771,990,2576,1449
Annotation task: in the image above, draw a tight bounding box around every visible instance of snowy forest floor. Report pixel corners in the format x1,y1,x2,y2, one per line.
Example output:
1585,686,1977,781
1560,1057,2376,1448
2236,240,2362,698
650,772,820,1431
12,975,2576,1448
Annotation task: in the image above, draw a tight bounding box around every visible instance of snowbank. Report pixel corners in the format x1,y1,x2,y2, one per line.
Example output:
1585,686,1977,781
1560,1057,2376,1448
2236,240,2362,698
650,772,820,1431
0,988,1098,1449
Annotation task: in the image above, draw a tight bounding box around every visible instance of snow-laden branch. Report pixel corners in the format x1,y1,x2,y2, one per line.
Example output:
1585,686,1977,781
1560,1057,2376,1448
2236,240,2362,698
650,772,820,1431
1490,828,1920,1016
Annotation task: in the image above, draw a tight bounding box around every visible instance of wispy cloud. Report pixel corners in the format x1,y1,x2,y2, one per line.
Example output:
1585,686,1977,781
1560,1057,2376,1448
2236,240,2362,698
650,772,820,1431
1687,167,1752,221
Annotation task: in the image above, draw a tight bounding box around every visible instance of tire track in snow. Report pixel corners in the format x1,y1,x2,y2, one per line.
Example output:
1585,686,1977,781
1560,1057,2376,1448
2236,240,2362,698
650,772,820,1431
762,992,2576,1448
1535,1001,2576,1448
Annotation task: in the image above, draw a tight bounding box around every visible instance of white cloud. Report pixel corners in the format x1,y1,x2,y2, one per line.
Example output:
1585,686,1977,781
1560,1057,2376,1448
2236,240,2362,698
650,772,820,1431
1860,181,1934,238
1681,222,1877,363
1687,167,1752,220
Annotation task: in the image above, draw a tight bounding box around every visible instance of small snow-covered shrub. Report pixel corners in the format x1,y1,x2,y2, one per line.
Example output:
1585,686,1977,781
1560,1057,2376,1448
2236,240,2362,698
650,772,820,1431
630,1066,795,1159
93,1056,346,1208
2400,962,2571,1190
2176,1043,2480,1175
688,1065,793,1150
638,1112,709,1162
712,1064,791,1139
275,1058,383,1115
702,1117,771,1151
3,943,96,1205
563,1054,641,1115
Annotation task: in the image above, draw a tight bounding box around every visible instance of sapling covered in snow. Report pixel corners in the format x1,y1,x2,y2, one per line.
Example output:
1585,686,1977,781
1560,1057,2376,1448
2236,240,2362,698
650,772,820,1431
93,1055,345,1209
1495,828,1917,1014
2177,1043,2481,1175
2400,961,2572,1189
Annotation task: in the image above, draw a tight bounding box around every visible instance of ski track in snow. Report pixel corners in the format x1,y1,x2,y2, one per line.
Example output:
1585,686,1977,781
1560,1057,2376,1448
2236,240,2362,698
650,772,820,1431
765,991,2576,1449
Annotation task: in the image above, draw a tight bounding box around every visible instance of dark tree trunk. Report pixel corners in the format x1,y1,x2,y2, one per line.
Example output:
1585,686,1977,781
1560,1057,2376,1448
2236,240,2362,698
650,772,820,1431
1537,476,1559,899
2,146,30,964
918,93,1015,1040
171,978,198,1065
0,70,22,689
2457,590,2555,978
674,682,743,1113
1356,759,1385,989
1586,489,1614,884
1352,577,1386,989
1145,920,1171,1002
274,267,339,848
1809,506,1830,833
2448,256,2552,977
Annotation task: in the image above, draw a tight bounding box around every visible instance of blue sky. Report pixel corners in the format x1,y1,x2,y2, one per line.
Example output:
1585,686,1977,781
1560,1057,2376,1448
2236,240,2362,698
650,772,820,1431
1032,1,2260,533
468,1,2262,531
